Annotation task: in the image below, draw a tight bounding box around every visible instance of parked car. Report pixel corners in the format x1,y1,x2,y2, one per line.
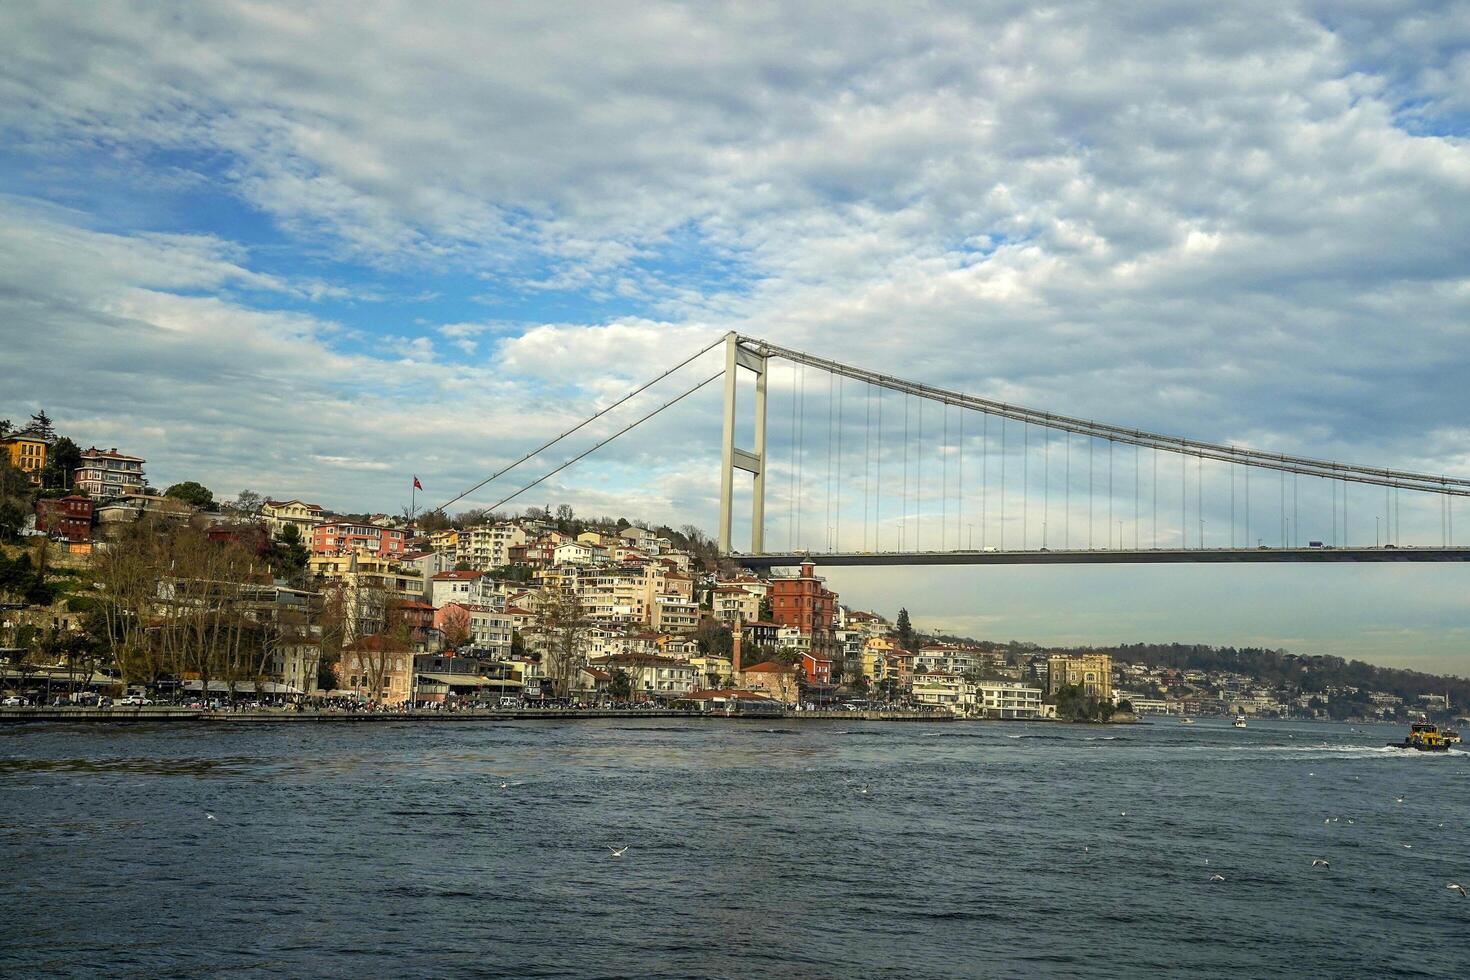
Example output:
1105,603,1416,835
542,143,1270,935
2,696,28,706
117,695,154,706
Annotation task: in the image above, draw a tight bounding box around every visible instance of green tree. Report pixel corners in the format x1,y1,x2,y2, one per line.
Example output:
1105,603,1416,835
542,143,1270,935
165,481,216,509
41,437,81,491
0,458,33,542
264,523,311,583
28,410,55,441
896,608,917,652
608,668,633,701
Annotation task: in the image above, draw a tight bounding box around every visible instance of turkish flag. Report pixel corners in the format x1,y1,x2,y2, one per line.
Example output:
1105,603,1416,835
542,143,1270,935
413,476,423,491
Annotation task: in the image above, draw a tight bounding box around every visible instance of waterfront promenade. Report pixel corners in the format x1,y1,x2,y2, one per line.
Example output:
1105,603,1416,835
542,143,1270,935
0,705,948,724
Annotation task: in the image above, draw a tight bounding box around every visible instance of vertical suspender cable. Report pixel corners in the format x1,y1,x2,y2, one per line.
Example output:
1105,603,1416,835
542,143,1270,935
1023,420,1029,550
1088,437,1094,549
1198,455,1203,548
1230,461,1235,548
1134,443,1140,549
796,363,806,549
1000,415,1007,550
1180,450,1186,549
1044,428,1050,549
863,382,871,552
901,394,909,551
825,371,834,551
835,375,843,550
788,361,798,550
981,412,988,550
1152,447,1158,549
916,398,923,551
1108,439,1114,548
942,404,949,551
958,409,965,548
1065,433,1071,549
876,387,883,550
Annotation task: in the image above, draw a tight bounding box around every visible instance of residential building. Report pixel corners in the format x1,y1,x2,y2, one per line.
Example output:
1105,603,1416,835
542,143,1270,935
2,431,47,484
711,578,767,625
74,447,146,500
974,681,1044,719
260,499,325,541
588,653,697,697
1048,653,1112,700
311,520,406,558
800,650,834,686
430,569,485,608
650,594,699,633
456,522,526,570
94,493,193,531
34,495,93,545
433,602,513,660
768,562,837,652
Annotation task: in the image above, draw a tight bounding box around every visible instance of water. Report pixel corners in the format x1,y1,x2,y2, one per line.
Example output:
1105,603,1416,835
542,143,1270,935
1,718,1467,978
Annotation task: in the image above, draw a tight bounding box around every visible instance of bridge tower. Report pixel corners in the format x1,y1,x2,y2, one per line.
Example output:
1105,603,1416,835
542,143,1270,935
717,332,768,555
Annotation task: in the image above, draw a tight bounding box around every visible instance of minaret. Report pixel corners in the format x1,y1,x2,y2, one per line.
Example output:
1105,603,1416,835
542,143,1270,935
731,619,743,685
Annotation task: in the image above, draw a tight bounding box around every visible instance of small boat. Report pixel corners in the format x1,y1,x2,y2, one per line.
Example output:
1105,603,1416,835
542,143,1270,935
1386,723,1451,752
1232,715,1247,728
1179,716,1195,725
1443,728,1461,746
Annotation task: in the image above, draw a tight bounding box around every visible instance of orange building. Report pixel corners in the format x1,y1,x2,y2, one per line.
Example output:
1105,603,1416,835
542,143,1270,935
3,432,48,484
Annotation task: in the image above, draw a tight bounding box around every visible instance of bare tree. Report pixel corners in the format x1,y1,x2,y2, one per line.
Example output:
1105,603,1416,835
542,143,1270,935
439,604,471,650
535,586,589,698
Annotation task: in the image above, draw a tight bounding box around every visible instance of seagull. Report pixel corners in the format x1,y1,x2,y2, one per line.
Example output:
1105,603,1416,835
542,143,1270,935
1448,884,1468,898
1312,859,1330,868
205,813,216,821
1120,811,1127,817
1324,818,1331,825
1395,795,1405,804
1347,819,1355,825
858,784,870,795
1402,843,1413,849
1209,874,1226,882
607,845,629,858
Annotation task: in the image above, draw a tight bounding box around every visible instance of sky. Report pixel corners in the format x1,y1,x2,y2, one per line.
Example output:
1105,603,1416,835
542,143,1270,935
2,2,1468,672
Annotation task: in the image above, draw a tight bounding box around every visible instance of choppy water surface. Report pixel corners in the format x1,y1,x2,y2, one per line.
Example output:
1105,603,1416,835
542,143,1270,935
1,719,1467,978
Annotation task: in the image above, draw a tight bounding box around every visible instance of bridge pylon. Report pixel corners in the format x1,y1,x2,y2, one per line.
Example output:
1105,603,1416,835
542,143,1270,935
718,332,767,555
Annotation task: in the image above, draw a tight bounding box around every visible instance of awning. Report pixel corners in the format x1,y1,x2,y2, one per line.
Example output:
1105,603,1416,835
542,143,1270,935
182,680,305,695
415,672,523,689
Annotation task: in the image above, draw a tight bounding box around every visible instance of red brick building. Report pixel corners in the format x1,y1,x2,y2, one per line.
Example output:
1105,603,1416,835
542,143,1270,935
34,495,93,544
769,562,837,636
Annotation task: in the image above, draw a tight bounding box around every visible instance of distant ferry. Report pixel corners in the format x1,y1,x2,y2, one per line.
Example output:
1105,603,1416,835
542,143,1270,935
1387,723,1452,752
1179,716,1195,725
1233,715,1247,728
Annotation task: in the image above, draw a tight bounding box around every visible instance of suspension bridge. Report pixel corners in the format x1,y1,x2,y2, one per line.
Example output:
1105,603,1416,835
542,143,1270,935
438,332,1470,569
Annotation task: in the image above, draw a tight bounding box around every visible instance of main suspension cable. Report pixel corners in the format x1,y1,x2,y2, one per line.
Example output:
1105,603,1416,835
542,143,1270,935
476,370,722,514
436,336,723,512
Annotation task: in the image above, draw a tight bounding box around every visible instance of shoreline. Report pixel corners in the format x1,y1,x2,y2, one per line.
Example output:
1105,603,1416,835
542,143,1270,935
0,706,955,725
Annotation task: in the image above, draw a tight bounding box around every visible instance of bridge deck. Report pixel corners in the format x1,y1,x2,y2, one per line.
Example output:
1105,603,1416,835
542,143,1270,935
734,547,1470,568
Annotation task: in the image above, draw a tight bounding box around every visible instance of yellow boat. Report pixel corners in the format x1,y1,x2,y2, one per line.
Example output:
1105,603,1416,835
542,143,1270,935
1386,723,1452,752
